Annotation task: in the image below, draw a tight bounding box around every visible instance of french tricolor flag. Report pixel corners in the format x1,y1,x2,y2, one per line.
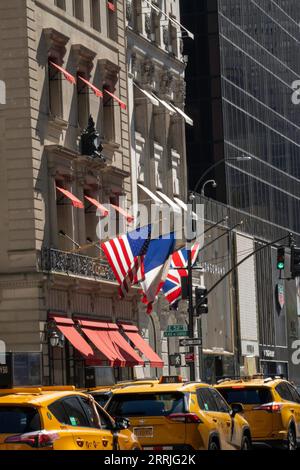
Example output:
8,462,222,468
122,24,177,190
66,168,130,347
141,233,176,314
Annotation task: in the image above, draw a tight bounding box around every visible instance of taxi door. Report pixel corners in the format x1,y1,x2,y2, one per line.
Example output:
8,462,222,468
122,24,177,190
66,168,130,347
61,396,114,451
209,388,233,449
196,388,232,449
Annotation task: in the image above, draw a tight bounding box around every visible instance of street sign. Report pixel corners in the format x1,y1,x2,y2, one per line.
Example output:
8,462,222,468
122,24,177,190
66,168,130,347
169,354,182,367
185,353,195,363
164,325,188,337
179,338,202,347
166,325,187,332
164,330,189,337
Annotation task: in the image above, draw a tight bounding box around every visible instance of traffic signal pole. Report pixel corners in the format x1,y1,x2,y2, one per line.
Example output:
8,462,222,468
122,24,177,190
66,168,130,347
187,243,195,381
195,233,290,311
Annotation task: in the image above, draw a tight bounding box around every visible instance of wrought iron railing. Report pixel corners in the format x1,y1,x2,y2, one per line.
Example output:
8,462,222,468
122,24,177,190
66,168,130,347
39,248,115,282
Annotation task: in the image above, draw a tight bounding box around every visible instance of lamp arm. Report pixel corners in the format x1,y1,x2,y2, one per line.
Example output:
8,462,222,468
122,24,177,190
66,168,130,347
193,159,225,194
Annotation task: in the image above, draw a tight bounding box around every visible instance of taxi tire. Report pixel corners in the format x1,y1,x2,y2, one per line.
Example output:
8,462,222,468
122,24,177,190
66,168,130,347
240,435,251,450
208,438,220,450
287,426,297,451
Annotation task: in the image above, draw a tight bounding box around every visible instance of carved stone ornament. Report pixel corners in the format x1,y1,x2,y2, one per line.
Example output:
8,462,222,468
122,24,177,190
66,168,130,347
160,69,174,96
176,80,186,104
141,59,155,86
126,0,133,22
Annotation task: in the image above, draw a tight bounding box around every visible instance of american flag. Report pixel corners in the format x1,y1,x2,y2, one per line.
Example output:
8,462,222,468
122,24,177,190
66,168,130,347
101,225,151,297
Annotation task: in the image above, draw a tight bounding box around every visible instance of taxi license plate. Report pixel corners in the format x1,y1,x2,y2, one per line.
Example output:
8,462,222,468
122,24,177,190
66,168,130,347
133,427,154,438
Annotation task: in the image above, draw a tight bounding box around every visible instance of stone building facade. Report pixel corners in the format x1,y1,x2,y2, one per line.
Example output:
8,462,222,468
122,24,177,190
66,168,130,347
0,0,161,387
126,0,192,379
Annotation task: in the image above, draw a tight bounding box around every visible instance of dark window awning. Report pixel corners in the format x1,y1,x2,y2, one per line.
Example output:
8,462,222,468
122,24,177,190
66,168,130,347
120,324,164,368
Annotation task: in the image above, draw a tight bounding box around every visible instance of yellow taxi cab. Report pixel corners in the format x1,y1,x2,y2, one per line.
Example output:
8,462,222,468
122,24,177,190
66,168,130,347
105,376,252,450
215,376,300,450
87,379,159,408
0,386,141,451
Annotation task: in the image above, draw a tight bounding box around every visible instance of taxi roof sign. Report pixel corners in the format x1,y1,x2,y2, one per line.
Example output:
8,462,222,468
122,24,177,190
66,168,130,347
159,375,183,384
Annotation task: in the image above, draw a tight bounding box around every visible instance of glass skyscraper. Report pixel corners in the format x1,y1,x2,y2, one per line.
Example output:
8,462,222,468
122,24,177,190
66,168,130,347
182,0,300,236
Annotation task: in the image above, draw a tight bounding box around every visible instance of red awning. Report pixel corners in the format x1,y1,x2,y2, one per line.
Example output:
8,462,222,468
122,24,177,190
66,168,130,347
111,204,134,223
78,76,103,98
49,61,76,85
84,196,109,216
104,89,127,110
56,187,84,209
120,324,164,368
107,2,116,12
77,320,144,367
50,316,95,359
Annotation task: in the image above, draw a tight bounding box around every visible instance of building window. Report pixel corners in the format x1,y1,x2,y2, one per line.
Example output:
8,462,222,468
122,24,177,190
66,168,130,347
76,73,90,130
154,142,164,190
102,85,115,143
84,189,99,257
107,1,117,41
171,149,180,196
133,0,143,33
55,0,66,10
151,11,161,44
90,0,101,31
169,22,177,55
135,132,146,183
48,59,63,119
55,183,76,252
73,0,84,20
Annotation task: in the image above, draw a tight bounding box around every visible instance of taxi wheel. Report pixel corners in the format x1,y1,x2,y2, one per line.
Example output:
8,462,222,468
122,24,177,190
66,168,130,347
240,435,251,450
287,426,297,451
208,439,220,450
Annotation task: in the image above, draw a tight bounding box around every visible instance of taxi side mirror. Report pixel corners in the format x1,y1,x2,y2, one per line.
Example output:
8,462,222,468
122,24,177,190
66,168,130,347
230,403,244,417
114,417,130,431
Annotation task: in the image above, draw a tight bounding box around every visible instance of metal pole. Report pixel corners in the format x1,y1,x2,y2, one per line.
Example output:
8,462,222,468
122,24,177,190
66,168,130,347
187,242,195,381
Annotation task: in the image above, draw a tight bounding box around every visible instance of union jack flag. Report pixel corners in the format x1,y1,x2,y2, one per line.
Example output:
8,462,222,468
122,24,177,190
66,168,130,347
170,242,201,277
101,225,152,297
162,242,201,305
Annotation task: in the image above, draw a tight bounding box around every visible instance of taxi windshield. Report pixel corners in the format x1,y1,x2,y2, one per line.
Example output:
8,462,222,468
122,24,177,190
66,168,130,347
107,392,186,417
0,406,41,434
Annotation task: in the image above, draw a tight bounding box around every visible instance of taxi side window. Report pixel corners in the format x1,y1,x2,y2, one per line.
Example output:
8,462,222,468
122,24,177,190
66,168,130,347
196,388,218,412
209,388,231,413
286,383,300,404
79,397,112,430
61,397,91,428
48,400,69,425
276,383,294,402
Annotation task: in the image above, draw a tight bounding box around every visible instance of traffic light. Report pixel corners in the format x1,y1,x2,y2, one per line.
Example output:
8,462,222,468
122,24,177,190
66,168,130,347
291,246,300,279
181,277,189,300
277,247,285,271
195,287,208,316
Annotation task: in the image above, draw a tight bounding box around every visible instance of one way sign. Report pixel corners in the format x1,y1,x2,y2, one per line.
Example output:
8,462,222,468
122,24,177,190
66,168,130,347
179,338,202,347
